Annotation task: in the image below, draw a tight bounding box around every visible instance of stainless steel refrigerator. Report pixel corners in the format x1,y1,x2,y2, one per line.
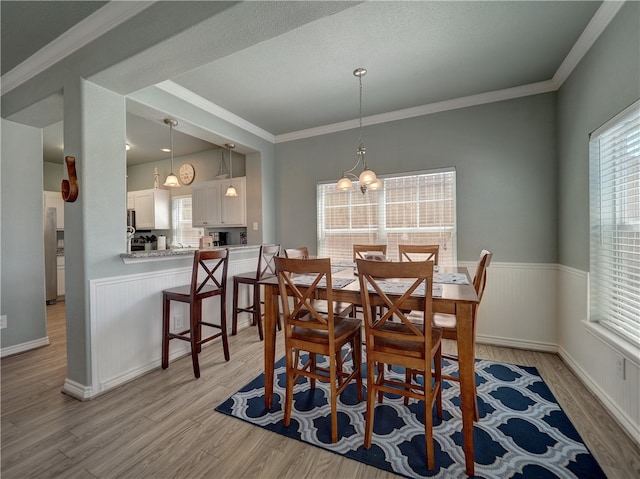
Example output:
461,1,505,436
44,207,57,304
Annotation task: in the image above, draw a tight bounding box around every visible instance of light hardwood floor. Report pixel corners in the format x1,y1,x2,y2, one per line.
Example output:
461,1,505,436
1,302,638,478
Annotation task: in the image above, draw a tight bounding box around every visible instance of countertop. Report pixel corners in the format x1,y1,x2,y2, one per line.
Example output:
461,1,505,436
120,244,260,263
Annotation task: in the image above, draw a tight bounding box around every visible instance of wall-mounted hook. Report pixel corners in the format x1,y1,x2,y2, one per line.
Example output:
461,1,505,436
61,156,79,202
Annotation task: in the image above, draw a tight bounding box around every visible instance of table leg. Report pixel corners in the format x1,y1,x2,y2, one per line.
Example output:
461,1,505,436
456,302,475,477
263,283,278,409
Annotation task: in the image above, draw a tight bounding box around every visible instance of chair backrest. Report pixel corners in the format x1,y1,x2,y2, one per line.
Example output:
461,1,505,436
398,244,439,264
256,244,280,280
473,249,493,302
274,257,335,337
190,249,229,299
357,258,434,352
284,246,309,259
353,244,387,262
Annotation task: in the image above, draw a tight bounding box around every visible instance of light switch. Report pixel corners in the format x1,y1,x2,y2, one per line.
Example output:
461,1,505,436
253,222,259,231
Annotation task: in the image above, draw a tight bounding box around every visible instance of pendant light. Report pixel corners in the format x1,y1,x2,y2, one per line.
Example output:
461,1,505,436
225,143,238,197
336,68,378,194
163,118,180,187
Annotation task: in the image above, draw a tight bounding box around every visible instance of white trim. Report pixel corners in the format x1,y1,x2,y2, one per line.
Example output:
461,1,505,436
62,378,93,401
558,344,640,447
476,334,558,353
0,336,50,358
584,320,640,366
276,81,556,143
552,1,627,88
1,2,155,94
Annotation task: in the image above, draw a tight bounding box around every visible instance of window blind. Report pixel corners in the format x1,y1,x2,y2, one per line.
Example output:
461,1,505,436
172,195,203,247
317,169,456,265
589,100,640,346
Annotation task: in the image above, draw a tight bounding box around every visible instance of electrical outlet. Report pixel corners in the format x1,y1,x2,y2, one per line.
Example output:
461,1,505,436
0,315,6,329
253,222,259,231
616,354,626,380
173,315,184,331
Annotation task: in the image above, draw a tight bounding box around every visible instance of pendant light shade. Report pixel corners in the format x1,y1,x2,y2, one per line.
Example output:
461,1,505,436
225,143,238,197
163,119,180,187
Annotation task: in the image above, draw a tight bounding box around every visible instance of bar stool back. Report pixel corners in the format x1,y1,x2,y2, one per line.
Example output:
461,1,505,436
232,244,280,340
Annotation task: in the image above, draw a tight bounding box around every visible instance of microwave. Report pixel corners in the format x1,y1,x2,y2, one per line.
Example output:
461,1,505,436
127,209,136,229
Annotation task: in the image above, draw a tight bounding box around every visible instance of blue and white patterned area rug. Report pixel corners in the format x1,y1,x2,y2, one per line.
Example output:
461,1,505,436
215,354,606,479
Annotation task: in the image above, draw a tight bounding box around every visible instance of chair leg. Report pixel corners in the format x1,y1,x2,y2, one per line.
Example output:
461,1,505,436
424,392,435,470
284,347,294,425
232,277,240,336
161,295,170,369
220,291,230,361
354,330,363,402
254,283,264,341
190,302,201,379
364,357,376,449
330,347,339,443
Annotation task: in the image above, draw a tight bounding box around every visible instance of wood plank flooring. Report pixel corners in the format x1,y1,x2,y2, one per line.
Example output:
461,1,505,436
1,302,638,478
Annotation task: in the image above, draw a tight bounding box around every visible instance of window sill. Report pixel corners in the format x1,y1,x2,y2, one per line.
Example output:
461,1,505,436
583,320,640,366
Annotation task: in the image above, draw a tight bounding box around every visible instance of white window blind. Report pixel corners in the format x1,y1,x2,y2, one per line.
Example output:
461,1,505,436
317,169,456,265
172,195,203,247
589,100,640,347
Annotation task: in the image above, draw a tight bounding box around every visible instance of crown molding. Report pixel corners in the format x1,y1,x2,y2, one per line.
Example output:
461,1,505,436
155,81,276,144
275,80,556,143
552,0,626,88
0,1,155,94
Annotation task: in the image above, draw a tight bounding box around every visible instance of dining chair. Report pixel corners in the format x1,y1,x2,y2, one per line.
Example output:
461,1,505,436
274,256,363,443
398,244,439,264
283,246,309,259
162,249,230,379
356,258,442,470
232,244,281,340
433,248,492,419
353,244,387,261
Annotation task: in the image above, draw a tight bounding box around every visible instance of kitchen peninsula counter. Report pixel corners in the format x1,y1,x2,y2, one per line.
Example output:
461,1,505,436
120,244,260,264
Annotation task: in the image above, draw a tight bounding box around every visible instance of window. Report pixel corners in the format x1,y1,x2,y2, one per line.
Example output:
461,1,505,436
589,100,640,347
172,195,203,247
317,168,456,264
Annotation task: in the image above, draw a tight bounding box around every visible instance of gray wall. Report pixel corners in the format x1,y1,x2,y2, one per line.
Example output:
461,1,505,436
557,0,640,271
1,120,48,348
275,93,558,263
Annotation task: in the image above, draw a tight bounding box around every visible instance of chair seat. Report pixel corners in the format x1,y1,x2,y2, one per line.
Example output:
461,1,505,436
163,284,220,298
372,321,442,357
292,315,361,343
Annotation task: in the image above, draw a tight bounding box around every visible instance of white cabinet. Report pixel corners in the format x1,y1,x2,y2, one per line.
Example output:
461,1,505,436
44,191,64,230
56,255,65,297
192,177,246,227
128,189,170,229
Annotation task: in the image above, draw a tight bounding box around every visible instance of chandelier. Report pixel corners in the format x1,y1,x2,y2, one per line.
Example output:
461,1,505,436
336,68,381,194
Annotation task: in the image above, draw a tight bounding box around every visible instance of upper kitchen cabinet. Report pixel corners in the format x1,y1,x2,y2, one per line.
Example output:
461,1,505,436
44,191,64,230
192,177,246,227
129,188,170,230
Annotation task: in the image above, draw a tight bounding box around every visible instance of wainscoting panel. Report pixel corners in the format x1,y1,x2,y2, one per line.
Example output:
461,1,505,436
89,256,256,396
468,262,558,351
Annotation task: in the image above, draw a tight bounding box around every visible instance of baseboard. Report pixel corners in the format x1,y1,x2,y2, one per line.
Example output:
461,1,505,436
62,378,93,401
558,345,640,448
476,334,558,353
0,336,50,358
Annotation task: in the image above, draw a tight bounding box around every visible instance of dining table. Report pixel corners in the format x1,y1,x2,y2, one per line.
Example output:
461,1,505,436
260,262,480,476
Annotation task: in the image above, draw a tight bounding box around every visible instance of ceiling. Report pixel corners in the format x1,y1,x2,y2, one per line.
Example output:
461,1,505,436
1,1,606,165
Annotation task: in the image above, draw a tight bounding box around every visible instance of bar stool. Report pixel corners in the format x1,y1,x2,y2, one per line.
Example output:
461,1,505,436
232,244,280,340
162,249,229,379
